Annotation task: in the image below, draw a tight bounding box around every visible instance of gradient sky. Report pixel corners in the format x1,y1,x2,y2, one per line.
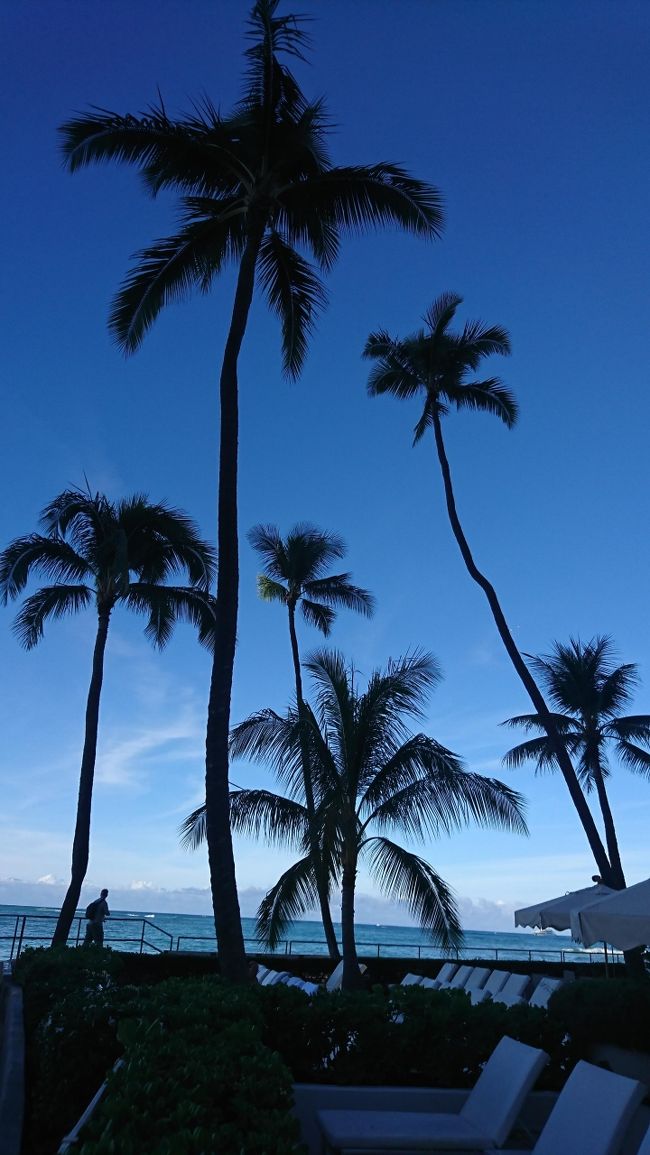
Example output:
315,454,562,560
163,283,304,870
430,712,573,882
2,0,649,931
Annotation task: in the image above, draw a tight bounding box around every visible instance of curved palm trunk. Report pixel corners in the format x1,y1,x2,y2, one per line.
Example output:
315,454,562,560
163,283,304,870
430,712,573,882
52,608,110,946
430,411,613,882
340,847,364,990
205,223,265,983
288,604,341,960
588,746,625,887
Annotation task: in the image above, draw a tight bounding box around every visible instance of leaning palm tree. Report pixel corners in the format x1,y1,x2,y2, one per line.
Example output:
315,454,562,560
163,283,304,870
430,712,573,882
0,488,216,946
503,636,650,885
248,522,375,958
363,293,614,886
59,0,443,980
183,650,528,989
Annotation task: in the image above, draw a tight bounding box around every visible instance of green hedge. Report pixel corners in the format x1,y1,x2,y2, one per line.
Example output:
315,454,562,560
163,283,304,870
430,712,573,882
18,948,648,1154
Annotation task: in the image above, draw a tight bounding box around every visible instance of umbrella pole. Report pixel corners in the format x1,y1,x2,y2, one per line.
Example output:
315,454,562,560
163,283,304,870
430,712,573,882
604,941,609,979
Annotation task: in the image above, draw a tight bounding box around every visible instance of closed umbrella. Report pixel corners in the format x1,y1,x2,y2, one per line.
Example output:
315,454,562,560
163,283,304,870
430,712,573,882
515,883,616,932
570,877,650,951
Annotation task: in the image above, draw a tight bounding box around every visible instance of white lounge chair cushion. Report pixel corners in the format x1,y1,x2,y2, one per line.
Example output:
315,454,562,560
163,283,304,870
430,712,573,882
470,970,511,1005
431,961,458,988
486,1059,646,1155
438,964,473,991
401,973,425,986
463,966,491,992
492,973,530,1004
319,1035,549,1153
318,1108,494,1150
528,977,562,1008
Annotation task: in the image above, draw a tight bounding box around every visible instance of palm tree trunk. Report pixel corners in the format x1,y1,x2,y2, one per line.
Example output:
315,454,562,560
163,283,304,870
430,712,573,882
430,410,613,882
205,221,265,983
341,853,364,991
590,758,644,977
590,752,625,887
52,608,110,946
288,604,341,960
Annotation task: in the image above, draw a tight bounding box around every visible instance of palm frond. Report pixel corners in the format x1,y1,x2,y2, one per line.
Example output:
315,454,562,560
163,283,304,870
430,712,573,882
256,575,288,604
304,575,375,617
257,231,326,379
501,711,576,733
13,585,93,649
229,708,306,797
615,740,650,778
229,788,308,849
0,535,90,603
369,755,528,839
364,837,462,952
450,378,518,428
300,599,335,636
178,804,207,851
123,584,216,651
289,164,444,239
109,210,244,353
359,734,464,825
255,854,320,949
502,735,580,772
363,330,423,400
421,292,463,338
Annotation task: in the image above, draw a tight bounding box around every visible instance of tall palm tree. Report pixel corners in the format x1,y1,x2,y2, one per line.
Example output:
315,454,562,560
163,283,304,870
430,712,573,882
503,636,650,884
59,0,443,980
183,650,528,990
0,488,216,946
248,521,374,958
363,292,614,886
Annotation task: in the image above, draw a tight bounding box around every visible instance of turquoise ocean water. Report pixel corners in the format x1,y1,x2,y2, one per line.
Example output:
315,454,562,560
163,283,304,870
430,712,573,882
0,903,609,964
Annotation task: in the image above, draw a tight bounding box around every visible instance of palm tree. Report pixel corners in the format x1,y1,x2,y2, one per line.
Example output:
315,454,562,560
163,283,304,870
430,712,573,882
59,0,443,981
503,636,650,885
183,650,528,990
0,488,216,946
363,292,614,886
248,521,375,958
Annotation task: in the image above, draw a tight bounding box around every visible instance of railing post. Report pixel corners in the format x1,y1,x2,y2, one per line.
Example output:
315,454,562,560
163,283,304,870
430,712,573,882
75,917,82,946
10,914,19,961
140,920,146,954
15,915,27,960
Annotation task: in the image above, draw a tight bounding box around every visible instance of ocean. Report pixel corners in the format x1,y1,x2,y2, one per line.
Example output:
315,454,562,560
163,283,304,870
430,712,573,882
0,903,610,965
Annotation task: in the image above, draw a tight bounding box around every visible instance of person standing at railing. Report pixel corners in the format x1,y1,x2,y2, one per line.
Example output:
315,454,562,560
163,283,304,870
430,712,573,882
82,889,110,947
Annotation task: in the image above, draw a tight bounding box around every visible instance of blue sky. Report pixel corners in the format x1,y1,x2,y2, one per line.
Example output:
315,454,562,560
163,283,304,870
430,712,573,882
2,0,649,932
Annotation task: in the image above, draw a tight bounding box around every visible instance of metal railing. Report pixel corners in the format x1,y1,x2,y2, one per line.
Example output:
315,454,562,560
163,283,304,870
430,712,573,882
1,913,173,961
174,933,616,965
1,913,618,966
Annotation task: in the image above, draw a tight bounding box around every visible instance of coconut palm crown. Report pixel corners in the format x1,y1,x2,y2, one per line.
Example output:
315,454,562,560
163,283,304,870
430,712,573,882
503,636,650,883
363,293,615,888
248,521,374,958
59,0,444,981
183,649,528,989
0,487,216,945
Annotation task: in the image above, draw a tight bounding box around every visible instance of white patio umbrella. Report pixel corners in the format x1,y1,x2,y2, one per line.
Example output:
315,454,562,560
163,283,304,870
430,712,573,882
514,883,616,932
570,877,650,951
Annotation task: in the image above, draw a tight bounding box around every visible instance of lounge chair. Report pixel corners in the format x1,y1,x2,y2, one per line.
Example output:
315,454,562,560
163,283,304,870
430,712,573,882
491,972,530,1006
438,963,473,991
430,961,458,987
400,973,425,986
469,969,511,1006
419,977,438,989
528,976,563,1009
462,966,491,995
325,961,367,992
261,969,292,986
484,1059,646,1155
317,1034,549,1152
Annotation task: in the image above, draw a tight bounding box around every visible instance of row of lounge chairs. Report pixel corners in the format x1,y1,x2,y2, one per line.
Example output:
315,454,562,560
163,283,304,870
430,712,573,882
255,959,366,994
317,1033,650,1154
400,962,563,1009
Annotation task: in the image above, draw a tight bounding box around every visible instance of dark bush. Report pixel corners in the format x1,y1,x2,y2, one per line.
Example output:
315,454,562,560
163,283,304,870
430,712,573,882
550,978,650,1055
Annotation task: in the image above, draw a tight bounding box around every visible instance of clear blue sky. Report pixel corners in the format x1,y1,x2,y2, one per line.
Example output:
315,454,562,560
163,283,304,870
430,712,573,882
2,0,649,930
